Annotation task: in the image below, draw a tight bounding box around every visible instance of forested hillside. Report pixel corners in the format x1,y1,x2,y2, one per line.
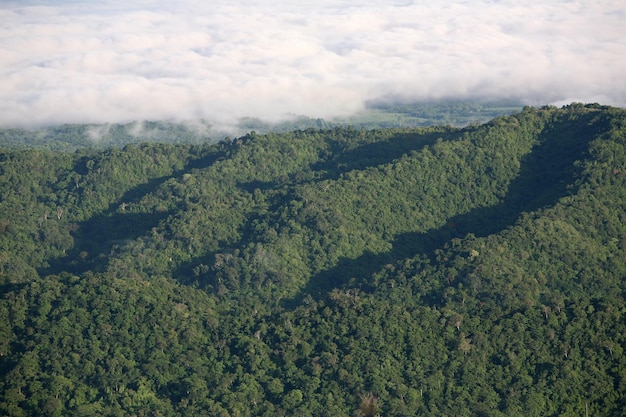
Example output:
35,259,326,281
0,103,625,416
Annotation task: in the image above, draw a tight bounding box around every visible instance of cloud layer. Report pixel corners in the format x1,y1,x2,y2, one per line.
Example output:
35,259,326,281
1,0,624,127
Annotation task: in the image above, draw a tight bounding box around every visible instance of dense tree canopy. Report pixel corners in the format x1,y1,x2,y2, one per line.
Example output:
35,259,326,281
0,103,625,416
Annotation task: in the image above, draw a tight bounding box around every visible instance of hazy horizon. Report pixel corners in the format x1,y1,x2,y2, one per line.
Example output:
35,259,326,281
1,0,624,129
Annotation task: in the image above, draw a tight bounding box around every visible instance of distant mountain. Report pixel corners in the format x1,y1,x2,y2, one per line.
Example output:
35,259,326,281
0,100,523,152
0,103,624,416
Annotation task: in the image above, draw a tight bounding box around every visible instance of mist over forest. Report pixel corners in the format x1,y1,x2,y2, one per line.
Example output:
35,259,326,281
1,0,624,129
0,100,525,151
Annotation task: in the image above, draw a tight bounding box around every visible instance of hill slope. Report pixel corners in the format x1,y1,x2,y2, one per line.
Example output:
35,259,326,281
0,103,625,416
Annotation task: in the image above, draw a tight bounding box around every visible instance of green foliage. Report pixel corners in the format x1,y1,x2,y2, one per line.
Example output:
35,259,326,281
0,103,625,416
0,121,215,152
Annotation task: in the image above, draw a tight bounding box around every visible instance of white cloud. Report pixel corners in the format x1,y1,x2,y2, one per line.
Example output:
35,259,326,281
0,0,624,128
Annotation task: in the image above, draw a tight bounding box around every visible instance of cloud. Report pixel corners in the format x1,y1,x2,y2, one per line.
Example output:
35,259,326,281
0,0,624,128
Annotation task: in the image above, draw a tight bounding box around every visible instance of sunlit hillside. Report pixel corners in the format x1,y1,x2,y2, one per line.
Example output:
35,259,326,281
0,103,625,416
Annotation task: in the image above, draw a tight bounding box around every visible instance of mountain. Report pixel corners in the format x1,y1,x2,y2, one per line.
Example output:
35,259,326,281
0,103,624,416
0,100,522,152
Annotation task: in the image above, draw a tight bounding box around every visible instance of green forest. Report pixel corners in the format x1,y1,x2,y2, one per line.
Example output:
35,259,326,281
0,103,624,416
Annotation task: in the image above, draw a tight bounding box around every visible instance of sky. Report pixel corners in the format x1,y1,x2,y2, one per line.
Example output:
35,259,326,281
0,0,624,128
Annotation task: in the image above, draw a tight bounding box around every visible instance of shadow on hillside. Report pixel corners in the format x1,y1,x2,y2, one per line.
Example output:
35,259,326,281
39,151,225,276
286,111,604,305
40,182,175,276
239,129,462,194
310,130,462,181
238,130,465,232
174,129,461,288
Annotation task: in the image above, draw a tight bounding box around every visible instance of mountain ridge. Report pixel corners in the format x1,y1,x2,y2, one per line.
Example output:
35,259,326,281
0,103,624,416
